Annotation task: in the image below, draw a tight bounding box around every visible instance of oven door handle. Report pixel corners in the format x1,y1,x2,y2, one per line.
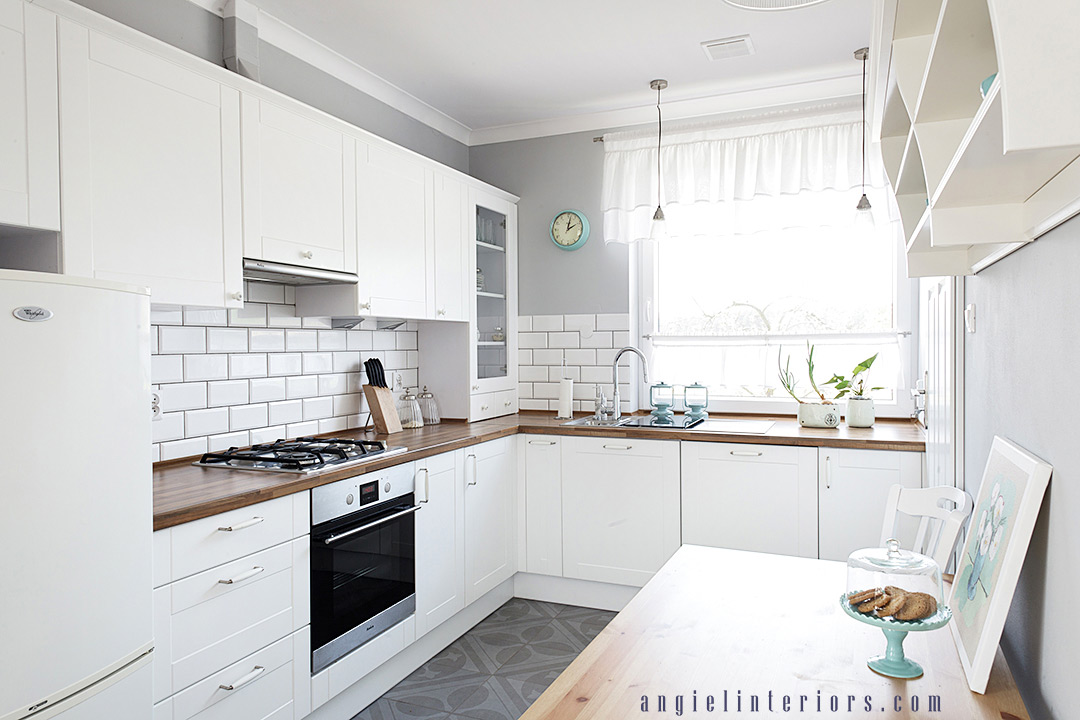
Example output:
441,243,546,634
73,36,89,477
318,505,422,545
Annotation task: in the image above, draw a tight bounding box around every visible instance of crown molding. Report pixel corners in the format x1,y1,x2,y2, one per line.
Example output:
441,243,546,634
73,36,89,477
467,74,864,146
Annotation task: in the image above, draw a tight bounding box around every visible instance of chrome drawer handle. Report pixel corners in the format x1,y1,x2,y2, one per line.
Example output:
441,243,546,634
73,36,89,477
219,665,265,691
729,450,763,457
417,468,430,504
467,454,478,486
218,566,264,585
217,516,264,532
603,444,632,451
529,440,556,446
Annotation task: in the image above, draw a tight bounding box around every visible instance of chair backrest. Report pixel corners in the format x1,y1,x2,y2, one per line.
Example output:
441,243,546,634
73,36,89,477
879,484,973,571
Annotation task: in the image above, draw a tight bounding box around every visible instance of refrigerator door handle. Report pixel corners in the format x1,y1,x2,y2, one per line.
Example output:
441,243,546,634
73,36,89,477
219,665,265,691
217,516,264,532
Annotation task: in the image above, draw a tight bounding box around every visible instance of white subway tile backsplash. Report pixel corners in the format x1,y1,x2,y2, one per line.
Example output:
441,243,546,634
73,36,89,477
384,350,408,369
268,399,303,426
158,326,206,354
303,396,334,421
230,403,269,431
406,351,420,368
286,421,320,437
518,383,533,399
612,331,631,347
317,330,347,351
400,369,418,388
184,354,228,382
150,327,158,354
519,399,547,411
318,373,348,396
518,332,548,349
580,331,613,348
207,430,249,452
333,393,362,417
158,382,207,412
267,304,302,328
581,365,613,384
333,351,361,374
183,307,227,326
347,331,373,351
286,375,319,399
208,380,248,407
520,366,548,382
207,327,248,353
533,315,563,332
532,349,564,366
519,349,533,365
246,282,285,304
548,332,580,349
228,303,267,327
284,286,295,304
533,382,560,399
151,355,184,384
229,354,268,379
396,332,417,350
248,377,286,403
319,416,349,434
150,305,183,325
301,316,333,329
286,329,318,352
549,366,580,382
268,353,303,377
562,349,596,366
596,313,630,331
160,436,207,462
518,316,532,332
564,314,595,333
248,328,285,352
185,407,229,437
249,425,286,445
373,332,397,351
303,352,334,375
153,412,185,443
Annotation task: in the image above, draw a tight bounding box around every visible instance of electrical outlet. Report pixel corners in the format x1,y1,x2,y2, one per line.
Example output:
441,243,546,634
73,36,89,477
151,392,162,420
393,373,403,392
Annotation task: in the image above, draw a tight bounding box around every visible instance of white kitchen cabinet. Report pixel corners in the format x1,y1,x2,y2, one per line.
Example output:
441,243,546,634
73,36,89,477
470,188,517,397
818,449,924,562
240,95,354,273
56,20,243,307
432,172,467,321
522,436,562,576
0,0,59,231
355,141,431,318
414,450,465,638
464,437,516,603
561,437,680,587
681,442,818,559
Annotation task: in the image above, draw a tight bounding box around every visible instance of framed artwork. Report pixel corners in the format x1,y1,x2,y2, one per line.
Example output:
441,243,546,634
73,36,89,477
949,436,1052,693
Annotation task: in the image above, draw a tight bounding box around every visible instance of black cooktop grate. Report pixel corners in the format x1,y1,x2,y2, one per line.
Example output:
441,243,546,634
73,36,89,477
197,437,389,471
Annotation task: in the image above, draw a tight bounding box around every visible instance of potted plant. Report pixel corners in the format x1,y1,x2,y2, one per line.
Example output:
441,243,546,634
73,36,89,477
778,343,842,428
823,353,883,428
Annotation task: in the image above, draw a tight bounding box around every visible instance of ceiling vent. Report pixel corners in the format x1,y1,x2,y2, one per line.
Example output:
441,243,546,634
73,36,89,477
701,35,756,61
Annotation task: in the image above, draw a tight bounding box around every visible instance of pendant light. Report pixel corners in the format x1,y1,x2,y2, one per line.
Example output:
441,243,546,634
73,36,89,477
723,0,832,8
649,79,668,241
854,46,875,230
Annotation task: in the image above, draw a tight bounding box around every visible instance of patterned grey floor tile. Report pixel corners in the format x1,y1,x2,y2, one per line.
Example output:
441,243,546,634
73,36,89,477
383,674,490,715
476,599,563,629
383,651,491,714
351,697,451,720
522,620,590,655
493,644,576,687
452,675,548,720
550,609,615,650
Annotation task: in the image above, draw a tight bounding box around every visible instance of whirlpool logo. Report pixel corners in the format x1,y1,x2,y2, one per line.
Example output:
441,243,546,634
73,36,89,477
12,306,53,322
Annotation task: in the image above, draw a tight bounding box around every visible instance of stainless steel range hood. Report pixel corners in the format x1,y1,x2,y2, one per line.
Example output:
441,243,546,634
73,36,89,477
243,258,359,286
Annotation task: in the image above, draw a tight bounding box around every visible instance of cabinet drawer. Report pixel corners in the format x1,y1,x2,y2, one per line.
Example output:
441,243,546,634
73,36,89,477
496,389,518,415
470,392,498,420
565,435,671,459
155,539,307,699
169,633,294,720
169,496,296,581
683,441,802,465
260,237,346,272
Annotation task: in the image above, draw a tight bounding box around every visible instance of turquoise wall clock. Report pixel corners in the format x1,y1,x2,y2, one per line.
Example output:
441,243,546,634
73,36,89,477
550,210,590,250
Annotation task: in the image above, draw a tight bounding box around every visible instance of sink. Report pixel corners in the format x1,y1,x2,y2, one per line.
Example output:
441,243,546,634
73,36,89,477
560,416,635,427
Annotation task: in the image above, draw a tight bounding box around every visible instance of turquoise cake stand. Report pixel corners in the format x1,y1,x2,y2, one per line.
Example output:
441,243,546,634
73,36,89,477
840,594,952,679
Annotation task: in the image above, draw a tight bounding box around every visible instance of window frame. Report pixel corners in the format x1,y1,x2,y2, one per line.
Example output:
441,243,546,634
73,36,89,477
633,231,919,418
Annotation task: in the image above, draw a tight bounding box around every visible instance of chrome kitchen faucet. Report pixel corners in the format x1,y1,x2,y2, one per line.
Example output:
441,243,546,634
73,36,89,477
597,346,649,422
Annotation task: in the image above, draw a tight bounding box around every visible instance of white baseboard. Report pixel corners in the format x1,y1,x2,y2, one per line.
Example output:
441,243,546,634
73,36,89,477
514,572,639,612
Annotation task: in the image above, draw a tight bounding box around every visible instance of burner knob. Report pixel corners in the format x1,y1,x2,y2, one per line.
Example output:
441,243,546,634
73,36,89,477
384,482,391,493
346,493,355,505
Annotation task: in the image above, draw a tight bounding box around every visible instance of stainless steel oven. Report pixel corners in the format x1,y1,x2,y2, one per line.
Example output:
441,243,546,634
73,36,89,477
310,463,418,673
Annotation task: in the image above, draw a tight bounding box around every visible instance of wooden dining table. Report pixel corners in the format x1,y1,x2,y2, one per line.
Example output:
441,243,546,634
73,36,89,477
521,545,1029,719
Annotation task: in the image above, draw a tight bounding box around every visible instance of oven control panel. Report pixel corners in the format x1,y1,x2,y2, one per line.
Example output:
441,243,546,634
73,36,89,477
312,461,415,525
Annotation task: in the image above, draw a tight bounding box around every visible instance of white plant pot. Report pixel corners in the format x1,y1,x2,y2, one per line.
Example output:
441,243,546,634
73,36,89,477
797,403,841,428
846,397,876,428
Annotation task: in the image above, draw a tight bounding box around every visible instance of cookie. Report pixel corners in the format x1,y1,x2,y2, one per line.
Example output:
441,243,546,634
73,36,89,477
894,592,937,621
857,593,891,613
875,592,908,618
848,588,883,605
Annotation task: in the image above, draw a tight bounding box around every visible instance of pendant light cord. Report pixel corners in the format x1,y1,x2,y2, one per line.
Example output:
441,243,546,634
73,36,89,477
656,84,663,206
860,50,867,193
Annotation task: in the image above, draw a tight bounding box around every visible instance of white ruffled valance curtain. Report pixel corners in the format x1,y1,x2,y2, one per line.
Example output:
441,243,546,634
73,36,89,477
601,107,895,244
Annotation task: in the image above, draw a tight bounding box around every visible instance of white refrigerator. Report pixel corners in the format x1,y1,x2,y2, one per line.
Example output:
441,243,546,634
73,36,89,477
1,270,153,720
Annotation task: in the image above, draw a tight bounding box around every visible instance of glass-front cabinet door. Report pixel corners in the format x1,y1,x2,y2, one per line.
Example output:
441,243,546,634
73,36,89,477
470,188,516,395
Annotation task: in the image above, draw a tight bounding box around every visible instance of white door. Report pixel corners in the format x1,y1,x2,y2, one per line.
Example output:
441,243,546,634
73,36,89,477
240,95,353,273
681,442,818,558
57,20,243,307
463,438,515,603
818,449,924,561
432,172,467,321
921,276,963,491
414,450,465,638
0,0,59,230
355,142,430,318
523,436,562,576
561,437,680,587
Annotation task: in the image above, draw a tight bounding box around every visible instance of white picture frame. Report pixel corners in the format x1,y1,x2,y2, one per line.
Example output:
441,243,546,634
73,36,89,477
948,436,1052,693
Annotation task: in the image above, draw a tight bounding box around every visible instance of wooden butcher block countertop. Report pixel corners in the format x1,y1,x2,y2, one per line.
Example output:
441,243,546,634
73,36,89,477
153,412,925,530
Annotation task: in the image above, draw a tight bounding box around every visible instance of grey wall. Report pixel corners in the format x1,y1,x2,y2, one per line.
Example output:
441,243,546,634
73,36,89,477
964,218,1080,720
70,0,469,173
469,132,630,316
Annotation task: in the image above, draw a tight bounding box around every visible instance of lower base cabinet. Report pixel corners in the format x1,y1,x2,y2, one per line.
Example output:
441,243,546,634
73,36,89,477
681,442,818,558
464,437,516,603
414,450,466,638
561,437,681,587
818,448,924,561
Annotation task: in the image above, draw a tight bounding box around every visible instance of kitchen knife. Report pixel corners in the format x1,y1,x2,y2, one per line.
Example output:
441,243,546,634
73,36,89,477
374,358,386,387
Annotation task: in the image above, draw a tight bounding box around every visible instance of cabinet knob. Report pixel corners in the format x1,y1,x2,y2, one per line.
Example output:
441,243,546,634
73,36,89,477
472,385,480,391
481,404,489,410
360,302,371,310
437,308,446,316
231,291,243,302
504,400,512,407
301,250,314,259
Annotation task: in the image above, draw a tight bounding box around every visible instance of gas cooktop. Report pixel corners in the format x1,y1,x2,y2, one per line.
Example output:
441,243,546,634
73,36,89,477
193,437,407,475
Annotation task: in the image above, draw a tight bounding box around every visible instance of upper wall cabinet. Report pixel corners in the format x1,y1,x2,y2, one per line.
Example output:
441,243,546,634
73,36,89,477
240,95,355,273
355,141,431,318
57,20,243,307
0,0,59,231
877,0,1080,277
432,173,467,322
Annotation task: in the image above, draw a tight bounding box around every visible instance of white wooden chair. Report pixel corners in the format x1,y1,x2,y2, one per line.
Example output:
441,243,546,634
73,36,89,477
879,484,973,571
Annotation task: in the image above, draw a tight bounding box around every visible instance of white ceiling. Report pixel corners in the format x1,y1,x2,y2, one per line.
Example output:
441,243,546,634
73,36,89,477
215,0,874,144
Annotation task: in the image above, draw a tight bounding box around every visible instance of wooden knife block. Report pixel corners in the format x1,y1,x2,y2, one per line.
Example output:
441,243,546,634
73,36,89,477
363,385,402,434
